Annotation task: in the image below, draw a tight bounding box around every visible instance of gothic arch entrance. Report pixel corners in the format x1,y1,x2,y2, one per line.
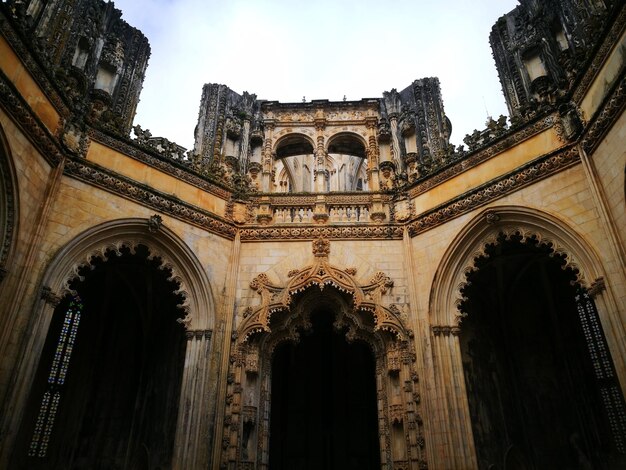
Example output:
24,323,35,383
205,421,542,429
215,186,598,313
3,219,216,470
12,244,186,469
459,234,626,469
222,239,427,470
269,297,380,470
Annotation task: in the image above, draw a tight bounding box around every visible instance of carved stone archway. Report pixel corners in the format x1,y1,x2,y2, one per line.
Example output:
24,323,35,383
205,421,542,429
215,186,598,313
3,217,216,470
427,205,626,469
0,124,18,283
221,238,427,470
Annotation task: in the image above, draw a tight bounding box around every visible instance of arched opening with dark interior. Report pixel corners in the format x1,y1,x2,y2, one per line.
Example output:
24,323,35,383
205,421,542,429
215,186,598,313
459,234,626,469
12,244,187,470
269,309,381,470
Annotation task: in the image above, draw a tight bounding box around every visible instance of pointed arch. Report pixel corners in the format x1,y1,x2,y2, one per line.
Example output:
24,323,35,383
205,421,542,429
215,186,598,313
430,205,606,327
0,123,19,279
41,218,215,330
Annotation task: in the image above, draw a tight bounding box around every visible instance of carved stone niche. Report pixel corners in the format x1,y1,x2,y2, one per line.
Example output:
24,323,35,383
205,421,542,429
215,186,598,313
219,238,428,469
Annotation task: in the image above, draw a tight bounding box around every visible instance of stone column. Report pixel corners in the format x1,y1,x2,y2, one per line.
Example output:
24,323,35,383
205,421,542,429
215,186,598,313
314,118,327,193
365,116,380,191
430,325,477,469
389,114,403,172
240,118,251,172
173,329,213,470
262,121,275,192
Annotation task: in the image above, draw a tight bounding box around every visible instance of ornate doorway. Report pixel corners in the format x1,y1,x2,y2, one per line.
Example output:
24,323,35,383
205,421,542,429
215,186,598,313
220,238,427,470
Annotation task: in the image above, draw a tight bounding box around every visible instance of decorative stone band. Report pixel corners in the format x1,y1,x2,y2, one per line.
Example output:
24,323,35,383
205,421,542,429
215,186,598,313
89,129,231,200
63,159,238,239
0,71,64,166
572,6,626,104
408,114,561,199
407,146,580,236
0,13,71,117
582,74,626,154
239,224,404,241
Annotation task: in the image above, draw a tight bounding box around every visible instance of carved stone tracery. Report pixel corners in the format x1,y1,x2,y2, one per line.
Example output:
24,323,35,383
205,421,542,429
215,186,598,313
221,238,426,469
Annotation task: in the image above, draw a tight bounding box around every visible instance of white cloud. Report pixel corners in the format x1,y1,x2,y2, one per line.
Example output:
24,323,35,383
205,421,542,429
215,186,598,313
113,0,519,149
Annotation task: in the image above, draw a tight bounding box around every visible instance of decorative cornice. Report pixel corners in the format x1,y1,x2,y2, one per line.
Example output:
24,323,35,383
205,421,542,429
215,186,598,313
581,73,626,154
407,147,580,236
63,159,237,239
239,224,403,241
0,13,70,117
408,114,560,198
89,129,232,200
0,70,64,166
572,6,626,104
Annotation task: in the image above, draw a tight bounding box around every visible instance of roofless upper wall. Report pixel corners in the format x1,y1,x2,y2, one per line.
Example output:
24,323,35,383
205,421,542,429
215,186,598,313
191,79,453,194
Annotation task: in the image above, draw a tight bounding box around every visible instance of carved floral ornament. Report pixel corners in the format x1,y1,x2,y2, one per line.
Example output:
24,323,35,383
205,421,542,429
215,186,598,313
237,237,407,342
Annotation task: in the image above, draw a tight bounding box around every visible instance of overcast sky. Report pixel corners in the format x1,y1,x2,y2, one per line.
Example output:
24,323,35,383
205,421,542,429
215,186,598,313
112,0,520,150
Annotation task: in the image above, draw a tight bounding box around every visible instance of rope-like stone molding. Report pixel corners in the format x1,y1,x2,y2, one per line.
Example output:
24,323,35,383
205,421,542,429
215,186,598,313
239,224,404,241
581,74,626,154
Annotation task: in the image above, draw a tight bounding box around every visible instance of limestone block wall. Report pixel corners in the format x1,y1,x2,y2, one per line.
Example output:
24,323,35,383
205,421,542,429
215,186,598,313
0,112,54,399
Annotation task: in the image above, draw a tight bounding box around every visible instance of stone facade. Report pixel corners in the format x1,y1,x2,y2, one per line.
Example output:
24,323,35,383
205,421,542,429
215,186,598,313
0,1,625,469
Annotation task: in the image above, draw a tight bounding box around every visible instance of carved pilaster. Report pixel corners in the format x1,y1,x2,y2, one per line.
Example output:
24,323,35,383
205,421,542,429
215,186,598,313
173,328,213,469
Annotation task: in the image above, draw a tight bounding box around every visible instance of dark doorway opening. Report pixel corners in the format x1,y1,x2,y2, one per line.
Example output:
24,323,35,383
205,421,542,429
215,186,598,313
13,244,186,470
460,235,626,469
269,310,381,470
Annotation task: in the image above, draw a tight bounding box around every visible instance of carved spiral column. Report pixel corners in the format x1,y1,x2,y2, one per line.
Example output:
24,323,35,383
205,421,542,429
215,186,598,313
366,116,381,191
240,118,251,173
261,121,275,192
430,325,477,469
389,114,403,172
173,329,213,470
314,118,327,193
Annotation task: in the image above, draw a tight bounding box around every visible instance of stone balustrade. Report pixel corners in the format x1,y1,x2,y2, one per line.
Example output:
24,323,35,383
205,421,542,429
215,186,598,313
250,194,390,225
